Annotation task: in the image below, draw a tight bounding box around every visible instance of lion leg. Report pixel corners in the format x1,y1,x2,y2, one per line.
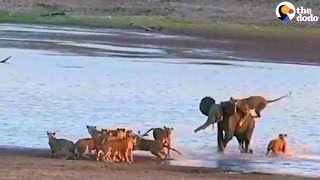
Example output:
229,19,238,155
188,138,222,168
112,151,119,162
124,151,131,164
160,150,168,159
96,150,103,161
129,149,134,163
83,145,92,159
151,150,163,160
64,151,75,160
238,112,250,127
167,140,171,157
106,149,114,162
255,104,266,118
103,154,108,162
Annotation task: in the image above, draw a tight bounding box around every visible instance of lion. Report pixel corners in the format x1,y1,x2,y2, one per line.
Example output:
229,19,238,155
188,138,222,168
230,92,291,118
103,135,137,163
86,126,124,161
140,126,174,157
134,135,182,160
266,134,288,156
75,138,95,159
47,132,76,159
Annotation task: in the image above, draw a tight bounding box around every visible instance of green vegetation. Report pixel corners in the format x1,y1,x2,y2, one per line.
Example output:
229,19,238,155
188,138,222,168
0,11,319,38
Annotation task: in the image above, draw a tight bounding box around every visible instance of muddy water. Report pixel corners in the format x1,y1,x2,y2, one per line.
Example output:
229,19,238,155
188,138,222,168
0,24,319,177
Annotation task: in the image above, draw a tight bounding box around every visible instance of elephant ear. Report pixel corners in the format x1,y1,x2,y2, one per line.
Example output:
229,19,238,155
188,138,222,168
199,97,216,116
220,101,236,118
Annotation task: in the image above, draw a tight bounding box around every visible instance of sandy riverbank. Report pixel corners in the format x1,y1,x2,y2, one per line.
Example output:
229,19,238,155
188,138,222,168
0,147,317,180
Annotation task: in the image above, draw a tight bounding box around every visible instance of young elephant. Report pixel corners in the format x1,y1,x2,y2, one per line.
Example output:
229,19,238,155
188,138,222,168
266,134,288,156
86,125,112,161
194,97,255,153
47,132,76,159
140,126,174,157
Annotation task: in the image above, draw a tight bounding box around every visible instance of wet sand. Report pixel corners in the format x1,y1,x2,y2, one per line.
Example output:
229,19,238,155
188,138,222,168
83,30,320,65
0,147,316,180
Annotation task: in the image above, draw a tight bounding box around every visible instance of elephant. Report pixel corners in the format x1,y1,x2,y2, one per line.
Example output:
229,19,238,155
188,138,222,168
194,97,255,153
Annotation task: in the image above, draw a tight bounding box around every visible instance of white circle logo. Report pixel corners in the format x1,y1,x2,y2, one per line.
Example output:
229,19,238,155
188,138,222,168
276,2,296,22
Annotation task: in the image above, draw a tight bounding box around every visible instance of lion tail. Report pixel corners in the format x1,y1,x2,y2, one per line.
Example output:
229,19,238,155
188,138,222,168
267,92,291,103
140,128,154,137
164,145,182,155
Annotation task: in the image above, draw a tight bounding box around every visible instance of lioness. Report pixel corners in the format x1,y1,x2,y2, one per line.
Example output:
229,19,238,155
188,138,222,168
134,135,182,160
107,128,131,139
266,134,288,156
234,101,251,127
86,126,115,160
103,135,137,163
96,129,128,161
86,126,126,160
140,126,174,156
230,92,291,118
86,125,102,140
47,132,76,159
75,138,95,159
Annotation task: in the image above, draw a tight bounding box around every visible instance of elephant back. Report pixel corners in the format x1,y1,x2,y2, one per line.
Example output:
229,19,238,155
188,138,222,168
199,97,216,116
220,101,236,118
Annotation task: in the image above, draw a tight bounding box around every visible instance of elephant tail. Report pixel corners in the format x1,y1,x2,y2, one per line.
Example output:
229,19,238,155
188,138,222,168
140,128,154,137
267,91,291,103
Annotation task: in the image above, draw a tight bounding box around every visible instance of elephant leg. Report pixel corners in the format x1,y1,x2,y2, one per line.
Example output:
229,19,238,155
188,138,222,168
217,124,224,152
223,131,234,149
245,126,254,153
236,136,245,153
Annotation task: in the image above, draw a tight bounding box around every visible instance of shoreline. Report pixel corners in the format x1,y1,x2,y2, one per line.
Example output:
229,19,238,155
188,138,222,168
0,146,318,180
1,21,320,66
1,12,319,38
0,12,319,64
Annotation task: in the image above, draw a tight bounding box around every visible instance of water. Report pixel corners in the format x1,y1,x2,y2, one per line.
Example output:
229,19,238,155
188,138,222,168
0,24,319,178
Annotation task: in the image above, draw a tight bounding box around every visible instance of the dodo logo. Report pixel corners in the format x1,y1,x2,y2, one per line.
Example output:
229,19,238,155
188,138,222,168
276,2,296,22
